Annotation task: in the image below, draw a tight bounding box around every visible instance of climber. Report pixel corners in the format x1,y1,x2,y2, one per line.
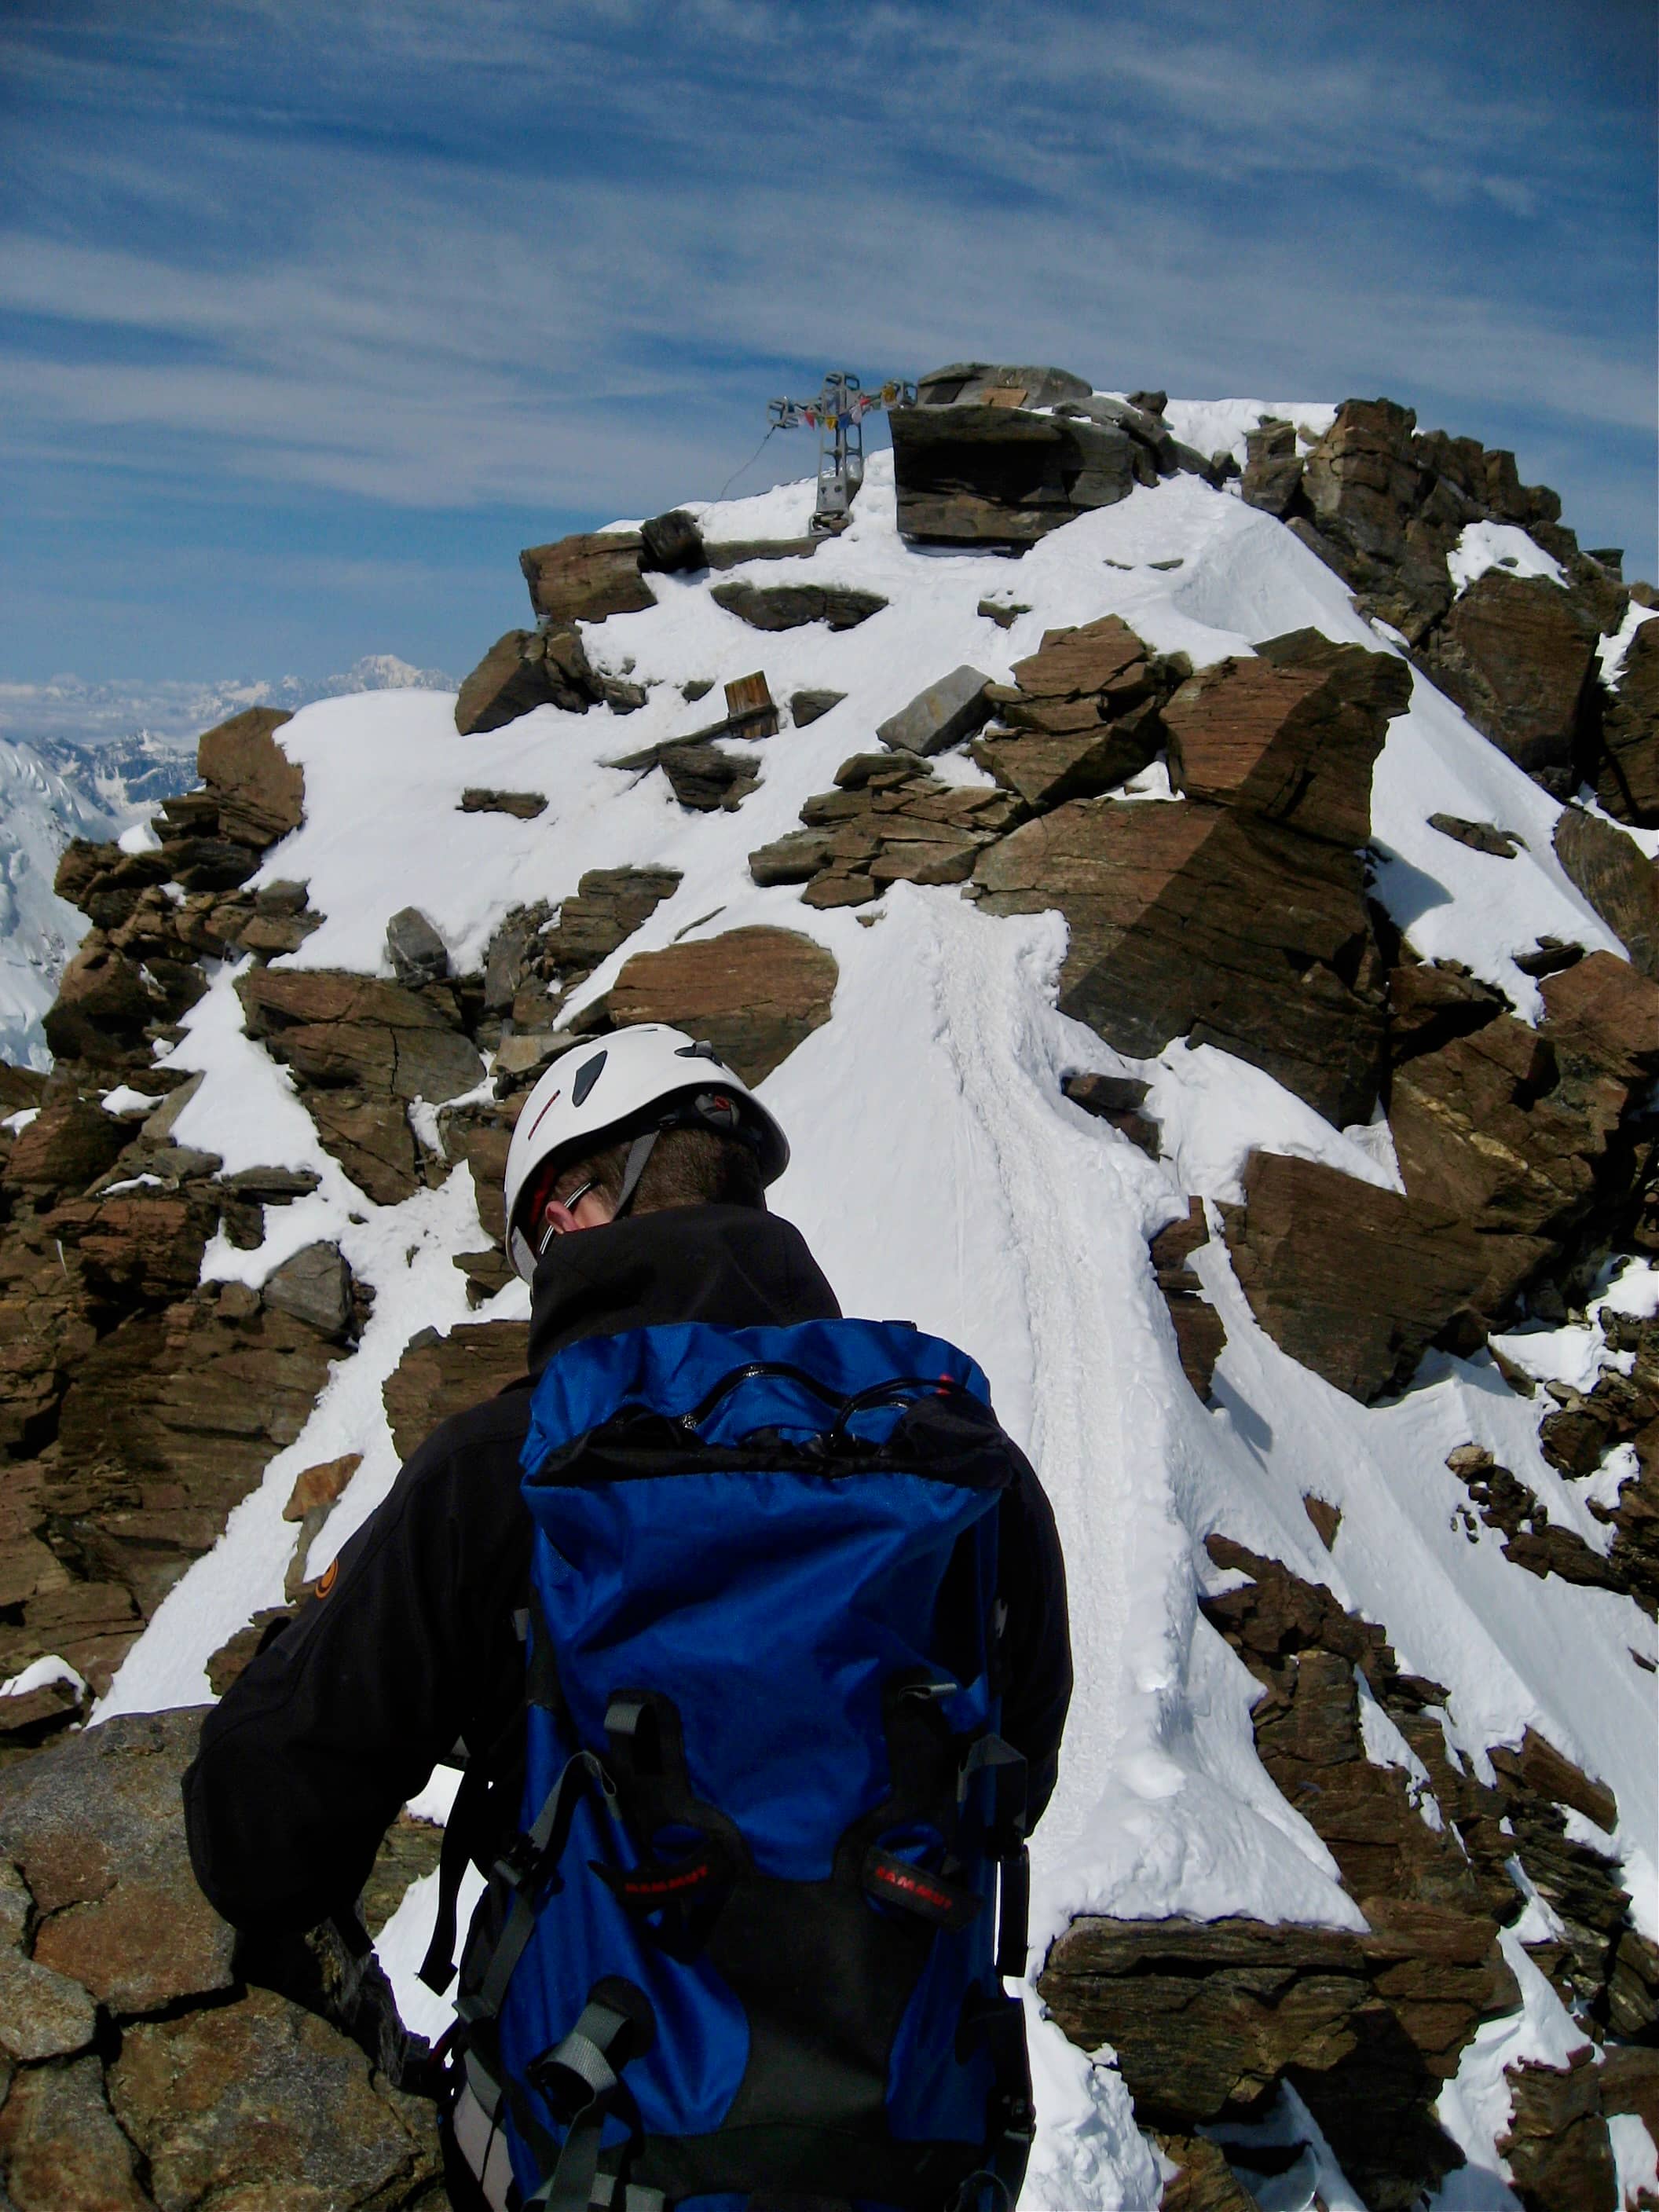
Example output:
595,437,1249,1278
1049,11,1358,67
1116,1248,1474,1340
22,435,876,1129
185,1023,1072,2212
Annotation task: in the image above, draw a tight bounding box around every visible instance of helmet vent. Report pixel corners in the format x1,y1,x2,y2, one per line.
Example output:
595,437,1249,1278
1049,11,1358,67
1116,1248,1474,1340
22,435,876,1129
572,1050,608,1107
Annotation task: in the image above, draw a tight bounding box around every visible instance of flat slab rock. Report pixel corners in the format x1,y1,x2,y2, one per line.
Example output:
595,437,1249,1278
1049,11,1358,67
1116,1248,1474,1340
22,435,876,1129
1221,1149,1550,1402
710,579,888,632
609,927,838,1086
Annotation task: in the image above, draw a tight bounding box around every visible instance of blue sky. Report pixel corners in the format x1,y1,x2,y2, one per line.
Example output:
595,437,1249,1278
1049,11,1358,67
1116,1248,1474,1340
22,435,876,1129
1,0,1653,707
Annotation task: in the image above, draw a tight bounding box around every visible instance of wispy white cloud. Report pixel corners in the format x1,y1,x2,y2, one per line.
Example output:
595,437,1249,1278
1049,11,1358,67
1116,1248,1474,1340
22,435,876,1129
0,0,1651,662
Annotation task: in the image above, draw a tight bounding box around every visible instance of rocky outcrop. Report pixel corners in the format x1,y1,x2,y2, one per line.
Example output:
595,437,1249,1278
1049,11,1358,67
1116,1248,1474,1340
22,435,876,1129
478,866,683,1060
1529,1299,1659,1616
1222,950,1659,1401
237,969,483,1104
891,365,1221,547
1039,1536,1659,2206
1425,570,1602,778
196,706,302,848
383,1317,528,1462
1147,1201,1226,1399
979,632,1408,1128
520,529,657,626
1222,1150,1548,1401
1598,614,1659,826
609,928,838,1085
453,624,603,734
1552,804,1659,976
609,733,760,811
891,395,1138,546
748,749,1023,906
0,1710,445,2212
971,614,1181,808
1239,396,1634,802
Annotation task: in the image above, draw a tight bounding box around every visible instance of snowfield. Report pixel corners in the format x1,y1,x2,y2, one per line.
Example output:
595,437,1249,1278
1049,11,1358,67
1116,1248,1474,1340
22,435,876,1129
86,434,1654,2208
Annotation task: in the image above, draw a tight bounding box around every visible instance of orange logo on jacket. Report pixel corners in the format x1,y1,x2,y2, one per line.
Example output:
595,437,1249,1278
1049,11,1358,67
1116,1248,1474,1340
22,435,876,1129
315,1558,339,1599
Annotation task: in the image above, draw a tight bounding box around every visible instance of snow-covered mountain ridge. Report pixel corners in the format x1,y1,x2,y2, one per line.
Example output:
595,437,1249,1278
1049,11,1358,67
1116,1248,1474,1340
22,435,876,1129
0,657,455,1068
1,381,1656,2211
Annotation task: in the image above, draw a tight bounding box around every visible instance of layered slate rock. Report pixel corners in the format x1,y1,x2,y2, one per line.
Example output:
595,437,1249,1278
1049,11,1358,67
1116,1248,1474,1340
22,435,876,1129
238,969,483,1104
970,614,1182,808
891,397,1137,546
1389,953,1659,1245
1041,1911,1511,2209
196,706,302,849
1551,804,1659,976
478,866,683,1066
609,733,760,812
1225,957,1659,1415
520,529,657,625
1597,613,1659,826
1423,570,1602,778
1147,1201,1226,1399
0,1711,443,2212
1212,1539,1659,2053
609,928,838,1086
1221,1150,1548,1401
749,750,1023,908
976,633,1411,1129
383,1317,529,1462
454,624,603,734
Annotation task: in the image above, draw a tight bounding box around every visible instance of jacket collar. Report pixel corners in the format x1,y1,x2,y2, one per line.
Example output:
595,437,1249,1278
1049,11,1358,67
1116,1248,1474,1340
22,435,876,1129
526,1203,841,1374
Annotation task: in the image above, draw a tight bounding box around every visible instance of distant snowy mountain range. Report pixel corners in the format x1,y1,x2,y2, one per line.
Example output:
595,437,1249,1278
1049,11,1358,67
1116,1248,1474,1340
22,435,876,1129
0,656,452,1067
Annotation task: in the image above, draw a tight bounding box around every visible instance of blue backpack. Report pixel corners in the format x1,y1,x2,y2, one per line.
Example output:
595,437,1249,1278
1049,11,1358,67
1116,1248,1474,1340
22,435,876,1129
423,1317,1034,2212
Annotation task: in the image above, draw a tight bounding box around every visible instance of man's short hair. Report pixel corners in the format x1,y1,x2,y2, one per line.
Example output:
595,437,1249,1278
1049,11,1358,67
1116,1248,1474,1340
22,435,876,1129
542,1126,767,1220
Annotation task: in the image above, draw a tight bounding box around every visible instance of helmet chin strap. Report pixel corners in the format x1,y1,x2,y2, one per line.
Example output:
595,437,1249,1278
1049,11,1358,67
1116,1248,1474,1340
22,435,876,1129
612,1128,661,1219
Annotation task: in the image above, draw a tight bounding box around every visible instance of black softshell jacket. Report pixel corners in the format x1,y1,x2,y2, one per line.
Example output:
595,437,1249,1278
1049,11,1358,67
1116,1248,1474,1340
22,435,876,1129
185,1204,1073,1936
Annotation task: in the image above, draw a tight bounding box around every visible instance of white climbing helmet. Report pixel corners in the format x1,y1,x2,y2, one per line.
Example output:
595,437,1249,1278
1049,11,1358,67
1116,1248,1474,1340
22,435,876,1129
501,1023,789,1280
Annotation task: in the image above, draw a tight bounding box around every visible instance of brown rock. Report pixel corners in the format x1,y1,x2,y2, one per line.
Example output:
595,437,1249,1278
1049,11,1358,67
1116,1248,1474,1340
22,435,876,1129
1489,1727,1617,1833
1427,811,1523,858
383,1317,528,1463
610,734,760,811
42,941,169,1064
196,706,302,849
454,624,602,734
977,799,1387,1129
1156,2133,1259,2210
1598,615,1659,826
237,968,482,1103
46,1190,218,1308
0,1925,99,2063
972,716,1159,809
284,1452,363,1521
520,530,654,626
891,398,1137,545
360,1813,445,1941
610,928,837,1086
0,2052,151,2211
1240,419,1302,518
0,1709,235,2013
542,868,683,977
261,1242,353,1338
1553,804,1659,976
109,1985,441,2210
1426,570,1600,778
1500,2049,1617,2212
1221,1150,1547,1401
1039,1914,1375,2122
48,1298,340,1628
305,1089,423,1206
1163,632,1411,848
2,1098,130,1197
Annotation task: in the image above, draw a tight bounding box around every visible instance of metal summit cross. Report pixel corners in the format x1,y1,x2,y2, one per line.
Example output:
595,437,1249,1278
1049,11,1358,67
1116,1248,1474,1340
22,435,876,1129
767,372,915,533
